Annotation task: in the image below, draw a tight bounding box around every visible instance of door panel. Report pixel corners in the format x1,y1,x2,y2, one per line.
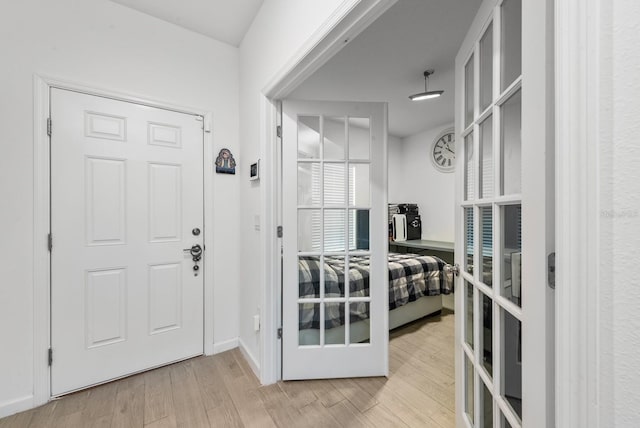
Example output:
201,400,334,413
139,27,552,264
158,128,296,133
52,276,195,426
282,100,388,380
51,89,204,395
454,0,554,426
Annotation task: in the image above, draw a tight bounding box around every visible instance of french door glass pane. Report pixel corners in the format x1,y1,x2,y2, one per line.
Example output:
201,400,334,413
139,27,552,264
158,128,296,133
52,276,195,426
324,209,346,252
480,23,494,112
502,205,522,306
481,292,493,376
501,413,514,428
325,302,345,344
349,164,370,206
465,281,474,349
348,117,370,160
465,55,475,128
464,133,475,201
299,302,320,345
465,355,475,424
324,117,346,160
350,302,370,344
480,207,493,287
299,256,321,298
482,381,494,428
349,210,369,251
479,115,494,199
298,116,320,159
298,209,321,252
298,162,321,206
501,0,522,91
502,308,523,420
464,208,474,273
324,256,345,298
349,255,370,297
324,163,345,205
501,90,522,195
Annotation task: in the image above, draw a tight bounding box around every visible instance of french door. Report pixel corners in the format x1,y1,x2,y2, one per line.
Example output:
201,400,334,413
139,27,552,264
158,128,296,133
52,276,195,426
454,0,554,427
51,89,205,395
281,100,388,380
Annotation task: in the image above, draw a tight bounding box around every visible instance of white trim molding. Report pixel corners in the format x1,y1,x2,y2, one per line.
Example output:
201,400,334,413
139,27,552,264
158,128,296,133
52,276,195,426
555,0,610,426
213,338,239,355
32,74,216,410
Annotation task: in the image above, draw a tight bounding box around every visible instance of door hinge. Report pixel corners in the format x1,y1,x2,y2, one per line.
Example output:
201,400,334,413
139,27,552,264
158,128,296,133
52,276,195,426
48,348,53,366
47,118,52,137
277,226,283,238
277,327,282,339
276,125,282,138
548,252,556,289
48,233,53,252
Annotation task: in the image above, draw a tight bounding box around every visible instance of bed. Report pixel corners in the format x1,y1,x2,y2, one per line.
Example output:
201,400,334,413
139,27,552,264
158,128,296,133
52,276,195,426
298,252,453,345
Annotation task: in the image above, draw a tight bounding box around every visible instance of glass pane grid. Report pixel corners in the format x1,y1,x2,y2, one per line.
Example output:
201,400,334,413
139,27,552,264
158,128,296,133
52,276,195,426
462,1,524,426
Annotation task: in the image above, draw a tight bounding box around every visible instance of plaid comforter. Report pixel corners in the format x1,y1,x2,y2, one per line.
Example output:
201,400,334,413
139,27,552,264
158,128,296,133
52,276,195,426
298,253,452,330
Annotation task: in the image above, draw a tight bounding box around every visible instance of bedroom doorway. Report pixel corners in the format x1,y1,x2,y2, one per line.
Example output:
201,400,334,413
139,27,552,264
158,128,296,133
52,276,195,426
281,99,389,379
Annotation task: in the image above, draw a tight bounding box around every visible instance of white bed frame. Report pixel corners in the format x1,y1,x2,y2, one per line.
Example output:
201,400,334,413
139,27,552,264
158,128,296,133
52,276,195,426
298,295,443,345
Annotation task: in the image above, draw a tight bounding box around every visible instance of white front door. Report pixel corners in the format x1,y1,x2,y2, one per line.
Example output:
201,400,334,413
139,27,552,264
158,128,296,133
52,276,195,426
50,89,204,395
454,0,554,427
282,100,388,380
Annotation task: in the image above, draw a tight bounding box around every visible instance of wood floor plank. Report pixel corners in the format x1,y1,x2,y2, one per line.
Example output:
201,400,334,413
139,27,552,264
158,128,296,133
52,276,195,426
278,380,318,409
168,362,210,428
256,384,301,428
25,402,57,428
213,354,276,428
205,399,243,428
300,379,345,408
143,366,174,425
297,400,341,428
111,376,145,428
329,378,378,413
323,399,372,428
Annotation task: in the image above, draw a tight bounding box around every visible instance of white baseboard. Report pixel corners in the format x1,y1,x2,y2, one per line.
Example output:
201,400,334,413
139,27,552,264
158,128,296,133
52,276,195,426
238,338,260,380
212,337,238,355
0,395,35,419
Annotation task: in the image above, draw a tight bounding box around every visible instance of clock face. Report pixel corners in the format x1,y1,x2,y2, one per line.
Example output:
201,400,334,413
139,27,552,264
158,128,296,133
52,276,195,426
431,130,456,172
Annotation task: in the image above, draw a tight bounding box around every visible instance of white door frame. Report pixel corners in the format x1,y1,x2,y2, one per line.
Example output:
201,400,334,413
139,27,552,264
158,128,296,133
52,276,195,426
32,74,215,407
256,0,599,424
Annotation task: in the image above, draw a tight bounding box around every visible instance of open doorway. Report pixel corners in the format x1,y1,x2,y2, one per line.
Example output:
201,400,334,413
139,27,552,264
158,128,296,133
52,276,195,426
272,0,554,426
276,0,479,424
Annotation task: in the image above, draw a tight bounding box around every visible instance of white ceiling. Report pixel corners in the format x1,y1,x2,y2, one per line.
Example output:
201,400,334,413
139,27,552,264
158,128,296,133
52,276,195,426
291,0,481,138
109,0,264,47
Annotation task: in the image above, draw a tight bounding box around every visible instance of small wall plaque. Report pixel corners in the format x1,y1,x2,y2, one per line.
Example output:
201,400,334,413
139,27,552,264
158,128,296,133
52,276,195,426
215,148,236,174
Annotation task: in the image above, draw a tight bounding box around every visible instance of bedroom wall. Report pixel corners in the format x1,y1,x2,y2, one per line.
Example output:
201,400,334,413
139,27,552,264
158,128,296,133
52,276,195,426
388,123,456,243
0,0,240,416
238,0,349,378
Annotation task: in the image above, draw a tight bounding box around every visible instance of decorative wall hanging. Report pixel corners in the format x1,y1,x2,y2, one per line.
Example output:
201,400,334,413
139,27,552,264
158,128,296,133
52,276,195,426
215,148,236,174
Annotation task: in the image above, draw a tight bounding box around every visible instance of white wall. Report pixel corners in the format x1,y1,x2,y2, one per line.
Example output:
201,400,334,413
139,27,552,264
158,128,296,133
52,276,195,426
0,0,240,416
606,0,640,424
388,124,455,242
238,0,348,376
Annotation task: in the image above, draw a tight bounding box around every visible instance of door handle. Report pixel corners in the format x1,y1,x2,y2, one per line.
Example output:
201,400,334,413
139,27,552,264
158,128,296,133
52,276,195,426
445,263,460,276
183,244,202,259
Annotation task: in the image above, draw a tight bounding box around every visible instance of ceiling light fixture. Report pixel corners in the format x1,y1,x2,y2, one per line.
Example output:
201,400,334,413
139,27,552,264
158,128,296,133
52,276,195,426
409,69,444,101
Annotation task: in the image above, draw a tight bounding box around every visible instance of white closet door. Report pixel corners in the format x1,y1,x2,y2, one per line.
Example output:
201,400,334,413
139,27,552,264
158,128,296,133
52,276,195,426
282,100,388,380
454,0,555,427
51,89,204,395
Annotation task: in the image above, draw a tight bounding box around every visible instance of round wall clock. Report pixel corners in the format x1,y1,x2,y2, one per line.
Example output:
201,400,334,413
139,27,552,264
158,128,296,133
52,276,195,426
431,128,456,172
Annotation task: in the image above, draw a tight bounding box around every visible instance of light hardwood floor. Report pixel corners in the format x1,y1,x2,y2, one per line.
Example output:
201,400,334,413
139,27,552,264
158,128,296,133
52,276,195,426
0,310,454,428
